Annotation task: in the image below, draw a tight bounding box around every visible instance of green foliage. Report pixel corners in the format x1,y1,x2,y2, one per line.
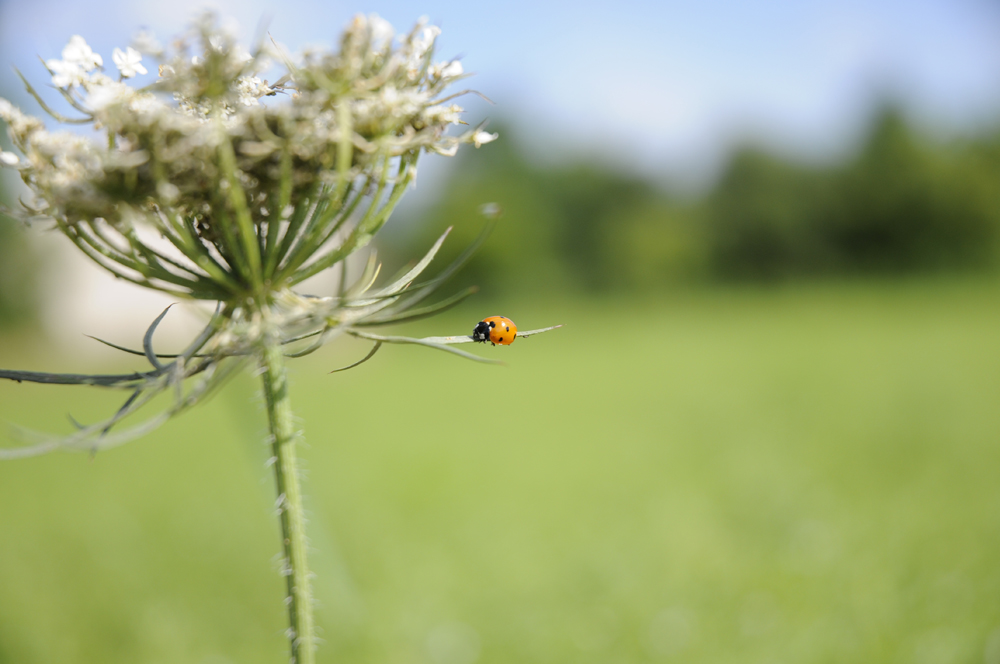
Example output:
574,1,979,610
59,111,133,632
829,112,1000,271
393,110,1000,292
0,112,36,328
710,110,1000,278
0,208,37,329
3,279,1000,663
706,148,833,279
385,132,707,294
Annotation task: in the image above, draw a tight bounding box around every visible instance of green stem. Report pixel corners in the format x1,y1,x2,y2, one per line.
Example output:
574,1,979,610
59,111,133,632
259,340,315,664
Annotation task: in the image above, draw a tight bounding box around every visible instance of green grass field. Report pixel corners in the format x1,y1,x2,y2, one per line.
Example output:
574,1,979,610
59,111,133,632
2,278,1000,664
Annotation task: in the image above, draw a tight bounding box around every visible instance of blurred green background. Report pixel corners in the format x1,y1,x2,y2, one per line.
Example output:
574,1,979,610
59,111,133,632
386,108,1000,293
3,282,1000,663
4,2,1000,662
4,116,1000,662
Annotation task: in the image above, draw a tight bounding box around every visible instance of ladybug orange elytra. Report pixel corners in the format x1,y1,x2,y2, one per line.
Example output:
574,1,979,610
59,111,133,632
472,316,517,346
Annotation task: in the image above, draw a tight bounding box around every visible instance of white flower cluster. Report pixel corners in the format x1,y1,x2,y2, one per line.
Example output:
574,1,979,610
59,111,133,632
46,35,103,88
42,36,149,97
0,14,493,242
112,47,147,78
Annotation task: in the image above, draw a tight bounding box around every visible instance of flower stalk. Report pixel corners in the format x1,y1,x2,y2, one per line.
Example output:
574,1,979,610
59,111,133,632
260,336,314,664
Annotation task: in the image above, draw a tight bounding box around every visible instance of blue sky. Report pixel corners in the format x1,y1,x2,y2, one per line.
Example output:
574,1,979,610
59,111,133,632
2,0,999,186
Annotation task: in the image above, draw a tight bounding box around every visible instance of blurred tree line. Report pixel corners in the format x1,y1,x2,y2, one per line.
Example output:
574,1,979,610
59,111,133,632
386,108,1000,295
3,107,1000,330
0,191,36,329
0,75,37,329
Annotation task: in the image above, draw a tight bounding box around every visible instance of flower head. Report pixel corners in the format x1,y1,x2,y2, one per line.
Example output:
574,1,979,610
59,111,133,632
1,14,495,306
45,35,103,89
430,60,463,80
368,14,394,49
112,46,147,78
473,130,499,147
45,59,86,88
62,35,103,71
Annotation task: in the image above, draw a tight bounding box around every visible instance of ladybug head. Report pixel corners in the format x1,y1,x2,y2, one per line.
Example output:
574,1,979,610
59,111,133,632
472,320,492,343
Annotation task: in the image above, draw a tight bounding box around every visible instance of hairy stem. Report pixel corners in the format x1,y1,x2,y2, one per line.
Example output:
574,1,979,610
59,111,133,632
260,340,315,664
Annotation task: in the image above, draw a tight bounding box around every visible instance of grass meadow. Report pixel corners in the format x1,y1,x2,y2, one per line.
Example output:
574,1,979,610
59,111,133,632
2,277,1000,664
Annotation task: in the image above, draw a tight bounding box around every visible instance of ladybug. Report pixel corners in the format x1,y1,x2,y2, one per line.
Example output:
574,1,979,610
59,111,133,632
472,316,517,346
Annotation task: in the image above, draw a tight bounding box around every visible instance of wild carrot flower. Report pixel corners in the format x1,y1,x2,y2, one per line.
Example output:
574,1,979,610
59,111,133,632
0,13,559,664
112,46,147,78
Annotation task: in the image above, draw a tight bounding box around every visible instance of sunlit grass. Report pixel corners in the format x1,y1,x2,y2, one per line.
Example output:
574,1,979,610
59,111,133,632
2,277,1000,663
